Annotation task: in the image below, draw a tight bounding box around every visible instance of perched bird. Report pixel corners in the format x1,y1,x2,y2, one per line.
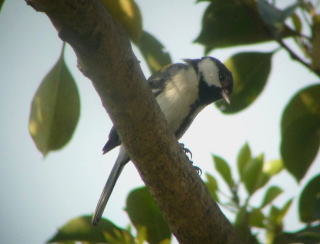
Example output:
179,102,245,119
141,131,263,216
92,57,233,225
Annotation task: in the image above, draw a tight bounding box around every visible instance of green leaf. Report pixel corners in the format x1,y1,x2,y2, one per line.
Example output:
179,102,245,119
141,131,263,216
195,0,294,52
0,0,4,12
291,12,302,33
136,31,172,73
126,187,170,244
215,52,273,113
269,199,293,226
28,45,80,156
205,173,220,202
260,185,283,208
212,155,234,188
237,143,252,181
101,0,143,41
299,174,320,223
280,84,320,181
273,224,320,244
47,215,127,243
234,207,258,243
249,208,265,228
263,159,283,176
257,0,299,33
242,155,264,195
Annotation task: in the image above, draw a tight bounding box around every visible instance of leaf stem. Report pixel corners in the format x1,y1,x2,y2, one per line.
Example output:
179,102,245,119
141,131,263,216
276,38,320,77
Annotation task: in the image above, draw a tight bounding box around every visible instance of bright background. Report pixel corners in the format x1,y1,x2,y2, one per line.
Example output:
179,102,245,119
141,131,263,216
0,0,318,243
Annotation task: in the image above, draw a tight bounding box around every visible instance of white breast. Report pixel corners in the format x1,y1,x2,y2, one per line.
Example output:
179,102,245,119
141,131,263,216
156,67,199,134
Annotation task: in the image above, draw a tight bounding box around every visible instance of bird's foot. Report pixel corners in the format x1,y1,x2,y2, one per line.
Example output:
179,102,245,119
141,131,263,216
193,165,202,175
179,143,192,160
179,143,202,175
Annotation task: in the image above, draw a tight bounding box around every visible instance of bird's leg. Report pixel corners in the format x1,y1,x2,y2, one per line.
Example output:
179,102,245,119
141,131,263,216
179,143,202,175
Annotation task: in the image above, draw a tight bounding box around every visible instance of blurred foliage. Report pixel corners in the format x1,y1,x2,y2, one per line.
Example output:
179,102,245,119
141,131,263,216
48,144,320,243
47,215,134,244
126,187,171,244
0,0,4,11
280,84,320,181
195,0,296,52
28,44,80,156
100,0,143,42
216,52,273,113
11,0,320,243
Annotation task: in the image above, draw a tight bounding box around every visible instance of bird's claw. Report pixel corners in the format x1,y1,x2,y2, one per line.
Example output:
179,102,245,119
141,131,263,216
179,143,201,175
179,143,192,159
193,165,202,175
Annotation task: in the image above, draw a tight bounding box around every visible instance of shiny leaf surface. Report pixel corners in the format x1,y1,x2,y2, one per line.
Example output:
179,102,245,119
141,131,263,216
216,52,273,113
28,46,80,156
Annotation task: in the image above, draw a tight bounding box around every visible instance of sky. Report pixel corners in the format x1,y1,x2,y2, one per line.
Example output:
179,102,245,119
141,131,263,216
0,0,319,244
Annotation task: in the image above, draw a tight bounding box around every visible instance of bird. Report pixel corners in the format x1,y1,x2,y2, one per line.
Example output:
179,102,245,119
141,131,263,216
92,56,233,225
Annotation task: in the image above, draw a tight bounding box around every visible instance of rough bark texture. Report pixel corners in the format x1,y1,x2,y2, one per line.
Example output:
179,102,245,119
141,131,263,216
25,0,241,243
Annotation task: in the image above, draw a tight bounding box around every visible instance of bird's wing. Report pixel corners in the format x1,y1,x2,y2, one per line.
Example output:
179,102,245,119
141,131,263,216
148,63,187,96
102,63,188,153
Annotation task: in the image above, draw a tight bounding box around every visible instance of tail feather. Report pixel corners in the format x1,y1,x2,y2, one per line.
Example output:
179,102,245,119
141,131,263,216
92,146,129,225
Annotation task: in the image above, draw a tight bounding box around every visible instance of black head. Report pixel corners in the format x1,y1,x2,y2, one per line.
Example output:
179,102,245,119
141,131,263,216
185,56,233,105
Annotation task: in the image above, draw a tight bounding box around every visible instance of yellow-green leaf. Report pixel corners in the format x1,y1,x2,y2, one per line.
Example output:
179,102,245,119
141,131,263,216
242,155,264,195
29,46,80,156
215,52,273,113
212,155,234,189
126,187,170,244
205,173,220,202
101,0,143,41
263,159,283,176
237,143,252,180
47,215,126,243
249,208,265,228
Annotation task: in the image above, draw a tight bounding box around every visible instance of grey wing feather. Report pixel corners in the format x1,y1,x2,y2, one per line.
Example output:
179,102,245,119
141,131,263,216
148,63,188,96
102,63,188,153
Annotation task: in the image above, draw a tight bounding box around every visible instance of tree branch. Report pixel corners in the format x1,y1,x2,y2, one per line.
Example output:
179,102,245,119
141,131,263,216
25,0,240,243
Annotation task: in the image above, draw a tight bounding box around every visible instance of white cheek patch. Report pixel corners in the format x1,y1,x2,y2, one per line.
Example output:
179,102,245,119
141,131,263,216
198,58,221,87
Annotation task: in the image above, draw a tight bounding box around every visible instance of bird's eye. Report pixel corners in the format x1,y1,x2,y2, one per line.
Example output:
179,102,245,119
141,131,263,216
219,72,225,81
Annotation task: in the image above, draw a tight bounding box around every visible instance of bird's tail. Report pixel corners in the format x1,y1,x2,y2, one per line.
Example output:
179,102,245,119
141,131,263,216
92,146,129,225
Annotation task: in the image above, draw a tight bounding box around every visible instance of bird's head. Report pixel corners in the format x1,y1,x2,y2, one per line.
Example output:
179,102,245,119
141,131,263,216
185,56,233,105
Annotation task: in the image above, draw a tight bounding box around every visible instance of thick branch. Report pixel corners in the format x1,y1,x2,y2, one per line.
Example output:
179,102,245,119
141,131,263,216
26,0,240,243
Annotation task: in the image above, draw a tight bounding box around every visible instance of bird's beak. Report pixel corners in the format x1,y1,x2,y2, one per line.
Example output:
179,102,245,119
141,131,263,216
221,89,230,104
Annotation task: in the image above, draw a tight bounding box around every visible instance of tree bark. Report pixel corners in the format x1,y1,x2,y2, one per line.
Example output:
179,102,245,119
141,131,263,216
25,0,241,243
